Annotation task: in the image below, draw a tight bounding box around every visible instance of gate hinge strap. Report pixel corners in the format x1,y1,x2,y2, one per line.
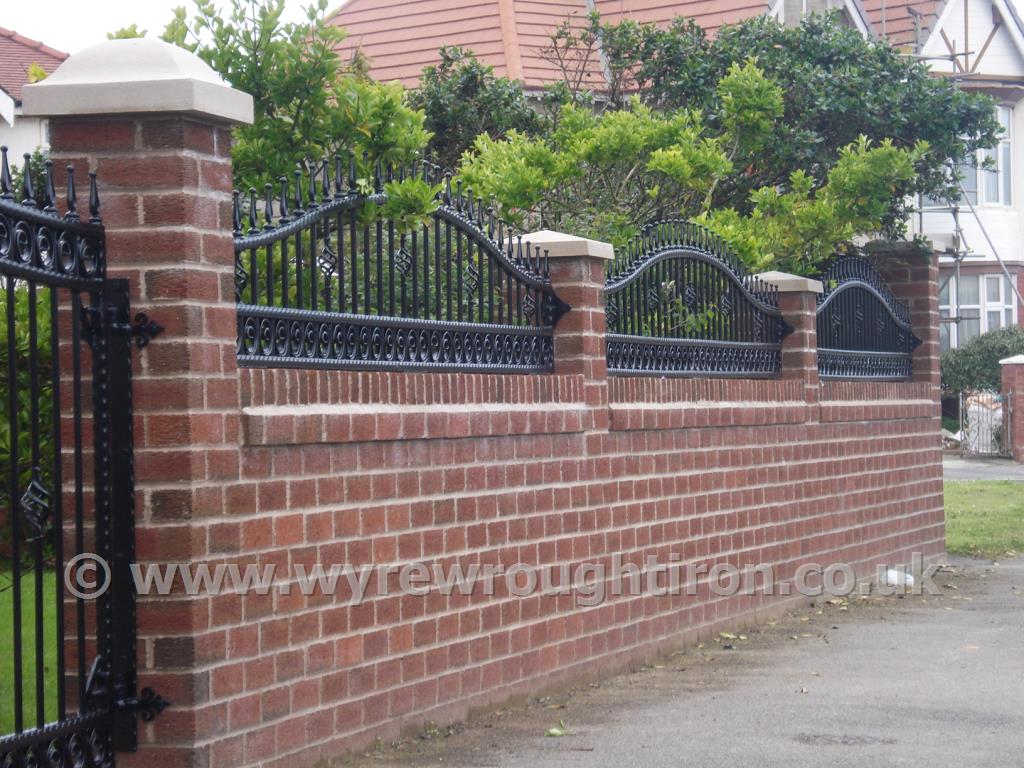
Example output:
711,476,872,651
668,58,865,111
115,688,171,722
127,312,164,348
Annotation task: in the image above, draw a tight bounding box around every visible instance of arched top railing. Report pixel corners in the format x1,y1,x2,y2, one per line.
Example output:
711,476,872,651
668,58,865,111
233,158,569,372
604,219,791,378
815,253,920,380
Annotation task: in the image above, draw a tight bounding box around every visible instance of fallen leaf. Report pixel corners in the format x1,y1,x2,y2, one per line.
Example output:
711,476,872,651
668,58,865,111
545,719,568,737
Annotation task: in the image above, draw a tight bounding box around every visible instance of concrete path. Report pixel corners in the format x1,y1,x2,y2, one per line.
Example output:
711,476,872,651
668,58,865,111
350,557,1024,768
944,456,1024,481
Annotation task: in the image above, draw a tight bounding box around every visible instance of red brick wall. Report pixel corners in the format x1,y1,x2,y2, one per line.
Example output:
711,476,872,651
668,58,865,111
211,370,942,768
1001,361,1024,462
48,115,944,768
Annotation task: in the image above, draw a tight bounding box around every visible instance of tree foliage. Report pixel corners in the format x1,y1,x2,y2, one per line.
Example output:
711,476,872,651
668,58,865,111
541,12,1000,230
408,46,546,171
157,0,430,189
942,326,1024,393
459,60,923,274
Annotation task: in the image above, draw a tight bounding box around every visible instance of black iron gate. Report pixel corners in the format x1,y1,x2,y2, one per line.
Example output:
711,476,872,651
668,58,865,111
1,151,164,767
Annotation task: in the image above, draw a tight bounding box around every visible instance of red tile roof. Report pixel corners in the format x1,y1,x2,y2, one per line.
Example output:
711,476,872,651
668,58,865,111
0,26,67,102
859,0,944,49
328,0,769,89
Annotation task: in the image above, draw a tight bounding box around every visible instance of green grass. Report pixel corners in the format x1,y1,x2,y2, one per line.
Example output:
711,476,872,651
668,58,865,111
945,480,1024,559
0,567,58,734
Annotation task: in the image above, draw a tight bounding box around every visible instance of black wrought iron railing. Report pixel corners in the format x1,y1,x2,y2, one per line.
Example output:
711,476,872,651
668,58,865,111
815,254,920,380
233,159,569,372
1,147,163,767
604,220,791,377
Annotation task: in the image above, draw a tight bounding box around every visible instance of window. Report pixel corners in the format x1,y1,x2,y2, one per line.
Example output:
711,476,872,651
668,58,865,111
939,272,1019,350
924,105,1012,208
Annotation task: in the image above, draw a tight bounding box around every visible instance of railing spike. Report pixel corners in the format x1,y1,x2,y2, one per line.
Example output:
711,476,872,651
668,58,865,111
0,146,10,198
248,187,258,233
278,176,290,222
456,179,464,211
308,161,318,207
88,172,101,223
373,160,382,193
293,168,303,212
334,155,343,197
65,165,79,221
322,157,330,201
264,182,274,228
43,160,57,212
21,152,36,206
443,174,452,205
348,152,357,192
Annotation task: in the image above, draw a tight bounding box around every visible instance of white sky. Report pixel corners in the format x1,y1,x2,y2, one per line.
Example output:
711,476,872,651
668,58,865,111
5,0,316,55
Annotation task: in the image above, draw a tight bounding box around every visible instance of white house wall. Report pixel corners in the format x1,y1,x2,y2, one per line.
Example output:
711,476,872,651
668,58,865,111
914,0,1024,272
0,109,49,163
920,0,1024,76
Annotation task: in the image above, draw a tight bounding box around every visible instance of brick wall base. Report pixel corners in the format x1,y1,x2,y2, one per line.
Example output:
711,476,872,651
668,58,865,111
151,368,942,768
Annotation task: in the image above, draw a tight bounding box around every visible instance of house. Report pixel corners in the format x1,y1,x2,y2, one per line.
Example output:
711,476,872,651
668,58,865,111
861,0,1024,351
0,27,67,162
328,0,1024,349
327,0,872,90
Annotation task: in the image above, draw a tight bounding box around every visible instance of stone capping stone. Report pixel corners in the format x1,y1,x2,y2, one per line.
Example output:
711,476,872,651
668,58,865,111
22,38,254,125
756,270,824,294
524,229,615,261
999,354,1024,365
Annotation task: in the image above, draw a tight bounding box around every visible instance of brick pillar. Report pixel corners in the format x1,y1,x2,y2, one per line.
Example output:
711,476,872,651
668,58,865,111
1000,355,1024,462
870,244,941,392
524,230,614,429
756,271,823,405
24,38,253,768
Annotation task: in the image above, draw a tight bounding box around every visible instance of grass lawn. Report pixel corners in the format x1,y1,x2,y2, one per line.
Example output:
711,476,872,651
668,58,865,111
945,480,1024,559
0,567,58,734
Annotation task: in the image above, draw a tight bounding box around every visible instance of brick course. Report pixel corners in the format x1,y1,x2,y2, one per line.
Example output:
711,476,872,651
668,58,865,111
47,115,943,768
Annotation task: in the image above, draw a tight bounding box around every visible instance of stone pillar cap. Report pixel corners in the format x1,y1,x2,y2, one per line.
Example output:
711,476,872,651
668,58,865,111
756,270,824,294
999,354,1024,365
22,38,254,125
523,230,614,261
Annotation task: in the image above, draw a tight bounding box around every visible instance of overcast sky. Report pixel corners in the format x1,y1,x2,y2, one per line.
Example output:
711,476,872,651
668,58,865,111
5,0,318,55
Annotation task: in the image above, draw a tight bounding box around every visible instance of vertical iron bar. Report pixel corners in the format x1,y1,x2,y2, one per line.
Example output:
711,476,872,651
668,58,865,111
29,279,45,729
6,275,24,733
50,286,66,720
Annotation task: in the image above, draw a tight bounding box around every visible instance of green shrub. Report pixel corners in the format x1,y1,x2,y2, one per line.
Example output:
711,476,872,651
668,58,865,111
941,326,1024,393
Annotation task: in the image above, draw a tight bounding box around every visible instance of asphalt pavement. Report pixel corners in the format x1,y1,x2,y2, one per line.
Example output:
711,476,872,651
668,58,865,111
944,456,1024,481
353,557,1024,768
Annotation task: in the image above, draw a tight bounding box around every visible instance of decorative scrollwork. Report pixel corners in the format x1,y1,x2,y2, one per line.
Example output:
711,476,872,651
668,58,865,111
0,153,105,286
236,306,553,372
